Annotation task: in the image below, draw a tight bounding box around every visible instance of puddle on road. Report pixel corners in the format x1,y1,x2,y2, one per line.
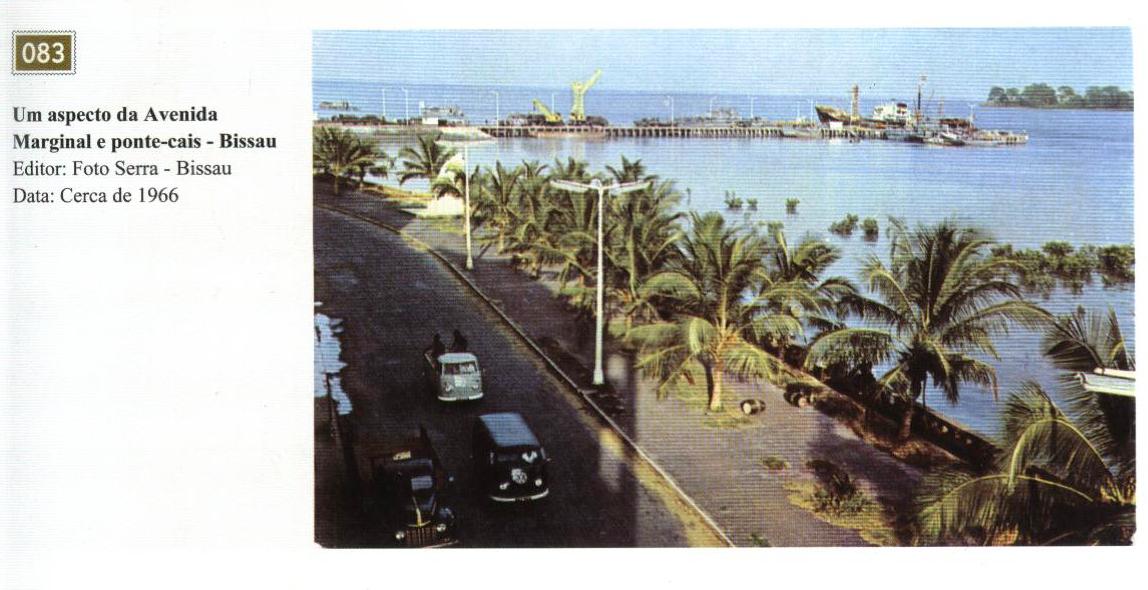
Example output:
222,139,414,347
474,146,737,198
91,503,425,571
314,302,352,416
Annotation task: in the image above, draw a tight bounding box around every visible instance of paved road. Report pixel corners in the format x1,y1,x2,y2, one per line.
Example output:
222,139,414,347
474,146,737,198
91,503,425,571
314,207,693,547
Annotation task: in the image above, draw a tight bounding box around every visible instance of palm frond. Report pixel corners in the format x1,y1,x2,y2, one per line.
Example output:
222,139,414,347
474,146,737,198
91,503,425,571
1001,382,1116,496
722,342,785,382
803,327,897,370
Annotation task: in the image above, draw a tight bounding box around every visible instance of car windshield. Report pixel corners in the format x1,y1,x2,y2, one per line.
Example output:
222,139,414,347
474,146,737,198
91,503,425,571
443,361,478,375
409,474,434,494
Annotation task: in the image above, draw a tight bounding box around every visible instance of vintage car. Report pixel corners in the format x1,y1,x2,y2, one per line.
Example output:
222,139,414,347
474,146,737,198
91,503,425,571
424,351,484,402
472,412,550,502
358,426,458,547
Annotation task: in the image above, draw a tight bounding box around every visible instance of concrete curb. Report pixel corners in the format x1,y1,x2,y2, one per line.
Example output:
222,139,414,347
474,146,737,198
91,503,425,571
317,203,736,548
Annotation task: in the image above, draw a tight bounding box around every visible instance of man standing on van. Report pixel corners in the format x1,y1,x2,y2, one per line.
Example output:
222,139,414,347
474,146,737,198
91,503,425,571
431,333,446,359
450,329,468,353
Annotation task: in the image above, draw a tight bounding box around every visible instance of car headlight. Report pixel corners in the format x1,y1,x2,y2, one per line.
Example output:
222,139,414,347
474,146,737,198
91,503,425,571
394,530,406,541
435,523,448,533
534,478,544,487
498,482,510,490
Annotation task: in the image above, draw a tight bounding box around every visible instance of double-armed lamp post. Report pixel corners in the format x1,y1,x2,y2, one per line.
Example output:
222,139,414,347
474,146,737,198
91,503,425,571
550,178,651,385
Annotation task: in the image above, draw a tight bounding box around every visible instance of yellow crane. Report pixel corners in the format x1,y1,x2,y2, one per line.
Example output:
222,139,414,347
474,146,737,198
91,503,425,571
569,69,602,123
530,99,563,124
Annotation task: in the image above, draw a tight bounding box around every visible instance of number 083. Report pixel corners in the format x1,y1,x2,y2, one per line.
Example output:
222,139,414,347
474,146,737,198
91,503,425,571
21,42,66,64
13,32,73,73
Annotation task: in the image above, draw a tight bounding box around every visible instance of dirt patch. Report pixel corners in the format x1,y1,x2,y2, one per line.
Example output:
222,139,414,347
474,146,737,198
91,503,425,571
809,390,961,470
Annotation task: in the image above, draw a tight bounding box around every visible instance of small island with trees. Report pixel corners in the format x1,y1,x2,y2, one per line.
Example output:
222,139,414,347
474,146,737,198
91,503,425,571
985,83,1133,110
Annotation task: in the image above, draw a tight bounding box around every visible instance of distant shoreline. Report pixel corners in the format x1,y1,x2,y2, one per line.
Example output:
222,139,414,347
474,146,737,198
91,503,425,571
981,102,1132,112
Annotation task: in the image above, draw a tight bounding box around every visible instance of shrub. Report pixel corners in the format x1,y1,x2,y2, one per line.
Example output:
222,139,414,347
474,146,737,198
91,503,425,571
806,459,866,515
786,198,800,214
724,190,743,209
861,217,879,241
1097,244,1134,282
1042,241,1074,258
762,456,790,471
991,244,1014,258
746,198,758,210
829,214,859,236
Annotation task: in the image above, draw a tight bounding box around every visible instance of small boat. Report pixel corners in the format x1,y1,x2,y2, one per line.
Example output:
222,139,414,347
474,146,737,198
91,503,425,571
319,100,357,111
924,132,966,147
964,130,1029,146
780,127,821,139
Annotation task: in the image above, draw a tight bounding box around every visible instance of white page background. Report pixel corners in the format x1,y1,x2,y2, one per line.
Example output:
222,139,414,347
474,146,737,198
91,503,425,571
1,1,1145,588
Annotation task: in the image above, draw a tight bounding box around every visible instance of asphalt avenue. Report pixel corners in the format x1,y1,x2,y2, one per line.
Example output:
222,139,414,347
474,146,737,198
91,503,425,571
314,207,694,547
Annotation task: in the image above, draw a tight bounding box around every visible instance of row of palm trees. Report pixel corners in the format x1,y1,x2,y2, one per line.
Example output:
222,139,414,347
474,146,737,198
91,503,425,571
313,130,1135,544
396,135,1052,429
312,126,393,195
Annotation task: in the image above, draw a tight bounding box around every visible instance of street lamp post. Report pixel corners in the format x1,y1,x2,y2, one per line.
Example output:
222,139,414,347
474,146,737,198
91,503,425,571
550,178,650,385
438,139,492,270
490,90,500,124
381,88,387,120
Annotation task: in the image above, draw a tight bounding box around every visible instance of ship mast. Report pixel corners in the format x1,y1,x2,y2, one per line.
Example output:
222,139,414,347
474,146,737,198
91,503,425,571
851,84,859,127
916,74,926,131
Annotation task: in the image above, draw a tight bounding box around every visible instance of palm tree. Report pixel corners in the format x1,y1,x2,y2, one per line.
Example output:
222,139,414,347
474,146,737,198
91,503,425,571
915,309,1135,545
473,162,521,252
502,175,560,278
550,156,591,183
916,382,1135,545
537,179,600,319
356,150,393,191
804,220,1051,440
312,126,382,196
761,227,857,354
629,212,804,411
604,178,684,330
519,159,549,182
605,155,651,185
398,133,455,191
1042,307,1135,471
430,163,481,201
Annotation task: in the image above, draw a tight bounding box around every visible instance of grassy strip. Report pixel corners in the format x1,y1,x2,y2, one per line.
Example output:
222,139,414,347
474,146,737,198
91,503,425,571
361,183,434,207
784,480,897,547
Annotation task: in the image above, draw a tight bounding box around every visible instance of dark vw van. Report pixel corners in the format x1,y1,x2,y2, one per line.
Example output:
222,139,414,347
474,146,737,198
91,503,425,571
473,413,550,502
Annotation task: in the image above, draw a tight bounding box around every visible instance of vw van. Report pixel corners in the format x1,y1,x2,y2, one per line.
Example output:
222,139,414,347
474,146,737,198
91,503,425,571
472,412,549,502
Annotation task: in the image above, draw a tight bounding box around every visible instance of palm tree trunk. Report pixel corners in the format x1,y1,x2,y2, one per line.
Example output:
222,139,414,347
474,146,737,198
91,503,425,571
898,379,923,441
898,404,914,441
705,360,724,412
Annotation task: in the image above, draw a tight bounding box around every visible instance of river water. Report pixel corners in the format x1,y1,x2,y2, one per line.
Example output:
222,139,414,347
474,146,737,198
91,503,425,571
315,80,1135,438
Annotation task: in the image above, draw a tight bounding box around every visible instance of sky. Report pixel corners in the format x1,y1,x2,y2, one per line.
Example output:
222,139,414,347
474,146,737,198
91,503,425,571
313,29,1132,101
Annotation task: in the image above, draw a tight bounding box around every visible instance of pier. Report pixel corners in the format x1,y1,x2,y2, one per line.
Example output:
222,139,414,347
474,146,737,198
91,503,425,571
477,124,889,141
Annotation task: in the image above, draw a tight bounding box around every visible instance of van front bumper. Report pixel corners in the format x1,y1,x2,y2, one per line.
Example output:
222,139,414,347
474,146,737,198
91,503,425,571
437,391,484,402
489,488,549,503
